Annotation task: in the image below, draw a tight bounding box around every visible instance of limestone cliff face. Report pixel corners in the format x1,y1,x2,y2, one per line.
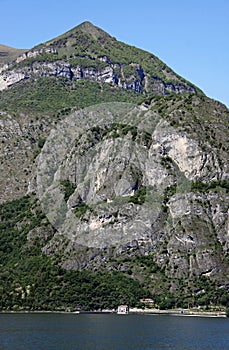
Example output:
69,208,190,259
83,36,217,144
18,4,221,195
0,58,196,95
1,97,227,286
26,99,228,285
0,112,53,202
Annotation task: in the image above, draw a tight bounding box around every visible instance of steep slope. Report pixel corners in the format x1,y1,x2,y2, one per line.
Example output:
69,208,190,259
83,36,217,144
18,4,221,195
0,22,228,311
35,96,228,283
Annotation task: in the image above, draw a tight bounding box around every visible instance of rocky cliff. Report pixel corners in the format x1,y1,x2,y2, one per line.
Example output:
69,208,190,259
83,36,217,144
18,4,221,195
34,98,228,286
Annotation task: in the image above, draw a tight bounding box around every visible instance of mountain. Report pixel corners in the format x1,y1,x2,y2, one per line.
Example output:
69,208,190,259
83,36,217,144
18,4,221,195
0,22,228,312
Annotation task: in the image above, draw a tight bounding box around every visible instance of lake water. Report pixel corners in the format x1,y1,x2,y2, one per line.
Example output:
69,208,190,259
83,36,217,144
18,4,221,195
0,313,229,349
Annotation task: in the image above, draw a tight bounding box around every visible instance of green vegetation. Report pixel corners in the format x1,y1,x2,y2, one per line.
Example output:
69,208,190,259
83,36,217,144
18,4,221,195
11,52,65,69
175,276,229,310
60,179,76,201
0,78,143,114
163,184,177,206
150,94,229,152
74,202,90,218
0,195,147,311
132,254,160,273
69,57,108,70
0,195,228,312
32,137,47,161
0,196,46,264
106,123,138,140
1,22,202,118
128,186,146,205
57,27,200,92
108,124,144,142
37,137,46,149
115,254,229,311
191,180,229,193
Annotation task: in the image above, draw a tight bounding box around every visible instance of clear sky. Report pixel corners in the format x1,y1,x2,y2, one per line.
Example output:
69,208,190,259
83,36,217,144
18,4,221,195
0,0,228,107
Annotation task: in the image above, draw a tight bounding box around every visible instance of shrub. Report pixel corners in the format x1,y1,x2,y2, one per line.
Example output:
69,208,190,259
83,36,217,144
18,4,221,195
60,180,76,201
128,186,146,205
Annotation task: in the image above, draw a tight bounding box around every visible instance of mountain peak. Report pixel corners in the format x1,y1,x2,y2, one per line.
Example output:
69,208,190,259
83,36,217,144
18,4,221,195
76,21,97,30
75,21,112,40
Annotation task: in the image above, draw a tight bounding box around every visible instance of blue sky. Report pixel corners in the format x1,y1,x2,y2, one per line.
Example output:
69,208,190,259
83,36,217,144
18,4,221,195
0,0,228,107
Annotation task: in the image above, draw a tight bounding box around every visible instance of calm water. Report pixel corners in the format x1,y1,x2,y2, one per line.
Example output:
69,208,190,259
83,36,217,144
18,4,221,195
0,313,229,350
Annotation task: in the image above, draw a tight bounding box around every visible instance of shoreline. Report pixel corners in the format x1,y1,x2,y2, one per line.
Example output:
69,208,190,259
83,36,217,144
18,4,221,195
0,308,227,318
128,308,226,318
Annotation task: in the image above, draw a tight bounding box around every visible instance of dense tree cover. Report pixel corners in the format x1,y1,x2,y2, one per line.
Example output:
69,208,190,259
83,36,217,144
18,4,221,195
0,196,146,311
0,78,143,114
1,264,146,311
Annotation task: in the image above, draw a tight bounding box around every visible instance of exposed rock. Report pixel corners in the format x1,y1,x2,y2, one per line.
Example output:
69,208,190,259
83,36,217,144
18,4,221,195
0,71,26,90
0,112,53,202
30,102,228,285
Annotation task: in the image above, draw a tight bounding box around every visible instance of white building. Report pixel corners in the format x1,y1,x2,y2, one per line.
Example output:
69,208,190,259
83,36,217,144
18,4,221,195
117,305,129,314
